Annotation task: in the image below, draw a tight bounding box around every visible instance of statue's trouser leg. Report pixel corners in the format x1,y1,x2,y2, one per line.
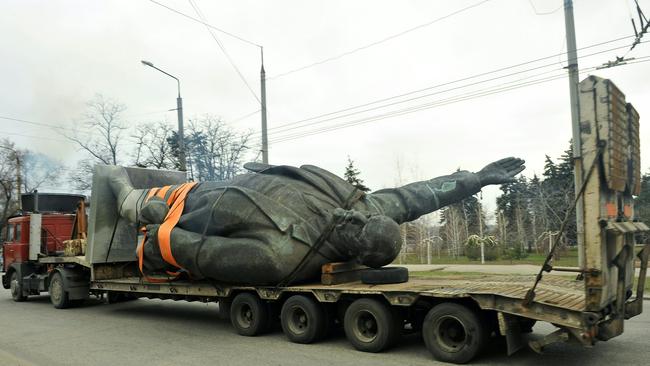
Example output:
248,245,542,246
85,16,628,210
144,227,306,285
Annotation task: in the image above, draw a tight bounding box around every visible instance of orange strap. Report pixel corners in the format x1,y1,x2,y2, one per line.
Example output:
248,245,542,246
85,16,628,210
137,182,198,282
158,182,197,269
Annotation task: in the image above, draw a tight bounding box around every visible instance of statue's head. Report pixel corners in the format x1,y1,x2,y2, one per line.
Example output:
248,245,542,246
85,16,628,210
331,209,402,268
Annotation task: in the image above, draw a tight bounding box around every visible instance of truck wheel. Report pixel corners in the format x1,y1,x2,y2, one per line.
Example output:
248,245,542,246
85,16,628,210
217,298,232,321
422,303,488,364
10,271,27,302
344,298,401,353
49,272,71,309
361,267,409,285
281,295,327,344
230,293,269,336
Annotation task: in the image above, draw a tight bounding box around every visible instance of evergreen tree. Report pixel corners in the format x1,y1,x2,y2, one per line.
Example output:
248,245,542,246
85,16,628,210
497,175,531,254
634,172,650,243
344,157,370,192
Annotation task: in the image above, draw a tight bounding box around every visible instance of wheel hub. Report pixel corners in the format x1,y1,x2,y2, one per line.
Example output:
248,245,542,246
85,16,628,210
354,311,378,342
288,307,309,334
435,315,468,352
238,304,253,328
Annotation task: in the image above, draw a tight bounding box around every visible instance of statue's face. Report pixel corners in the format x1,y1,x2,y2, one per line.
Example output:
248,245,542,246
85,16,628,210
356,215,402,268
331,211,402,268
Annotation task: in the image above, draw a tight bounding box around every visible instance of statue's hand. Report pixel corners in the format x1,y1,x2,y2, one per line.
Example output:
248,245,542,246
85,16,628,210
477,157,525,186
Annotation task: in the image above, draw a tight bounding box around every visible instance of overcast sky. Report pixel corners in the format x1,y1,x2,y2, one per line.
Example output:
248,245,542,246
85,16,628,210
2,0,649,217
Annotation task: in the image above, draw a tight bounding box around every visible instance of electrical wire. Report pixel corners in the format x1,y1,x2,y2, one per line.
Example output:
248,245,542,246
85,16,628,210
268,0,493,80
527,0,563,15
264,58,650,145
188,0,261,103
269,73,571,144
0,131,70,143
147,0,261,48
250,39,642,142
257,36,634,137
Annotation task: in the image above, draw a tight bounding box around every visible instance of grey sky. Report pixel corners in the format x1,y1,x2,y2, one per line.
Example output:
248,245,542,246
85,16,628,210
1,0,649,216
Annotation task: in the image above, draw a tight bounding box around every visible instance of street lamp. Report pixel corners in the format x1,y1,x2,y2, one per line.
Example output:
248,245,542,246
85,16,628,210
140,60,187,172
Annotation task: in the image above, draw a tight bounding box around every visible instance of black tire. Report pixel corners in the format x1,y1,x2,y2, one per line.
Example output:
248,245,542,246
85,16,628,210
519,318,536,334
361,267,408,285
49,272,71,309
280,295,327,344
343,298,401,353
422,303,488,364
106,292,137,304
9,271,26,302
217,298,232,321
230,292,270,336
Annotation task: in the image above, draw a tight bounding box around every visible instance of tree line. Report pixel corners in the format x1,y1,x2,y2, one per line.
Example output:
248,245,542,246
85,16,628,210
0,93,254,233
66,94,255,191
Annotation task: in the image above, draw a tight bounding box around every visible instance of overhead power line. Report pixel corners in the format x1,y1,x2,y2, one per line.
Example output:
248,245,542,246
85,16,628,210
188,0,261,103
147,0,261,48
600,0,650,68
262,56,650,145
250,37,638,142
268,74,571,144
268,0,493,80
0,131,69,143
527,0,563,15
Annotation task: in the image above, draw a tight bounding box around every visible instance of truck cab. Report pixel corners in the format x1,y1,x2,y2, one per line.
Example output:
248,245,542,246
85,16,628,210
2,214,75,272
1,192,88,304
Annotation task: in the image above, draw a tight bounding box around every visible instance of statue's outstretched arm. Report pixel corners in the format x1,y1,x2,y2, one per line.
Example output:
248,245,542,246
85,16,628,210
367,157,525,223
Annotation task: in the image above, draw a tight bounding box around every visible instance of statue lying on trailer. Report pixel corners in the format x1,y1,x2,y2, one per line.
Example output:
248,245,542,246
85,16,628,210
107,157,525,285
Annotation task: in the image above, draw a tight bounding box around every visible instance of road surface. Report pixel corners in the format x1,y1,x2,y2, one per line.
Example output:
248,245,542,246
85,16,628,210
0,290,649,366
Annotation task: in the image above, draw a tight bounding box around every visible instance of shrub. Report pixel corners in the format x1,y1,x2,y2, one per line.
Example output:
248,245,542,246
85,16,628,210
502,244,529,261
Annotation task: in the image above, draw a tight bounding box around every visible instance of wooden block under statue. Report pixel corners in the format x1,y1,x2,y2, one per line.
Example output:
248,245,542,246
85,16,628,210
321,261,368,285
63,239,87,256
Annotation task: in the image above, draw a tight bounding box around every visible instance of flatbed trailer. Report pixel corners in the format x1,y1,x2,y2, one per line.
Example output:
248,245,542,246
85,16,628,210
2,75,649,363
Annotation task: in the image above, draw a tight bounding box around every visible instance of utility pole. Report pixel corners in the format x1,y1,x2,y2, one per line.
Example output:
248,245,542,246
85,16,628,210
478,201,484,264
15,152,21,210
563,0,585,269
176,93,186,172
260,47,269,164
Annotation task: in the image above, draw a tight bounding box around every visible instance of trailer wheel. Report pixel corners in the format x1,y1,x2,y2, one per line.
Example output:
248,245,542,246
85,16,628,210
344,298,401,353
280,295,327,344
9,271,26,302
49,272,71,309
230,293,269,336
422,303,488,364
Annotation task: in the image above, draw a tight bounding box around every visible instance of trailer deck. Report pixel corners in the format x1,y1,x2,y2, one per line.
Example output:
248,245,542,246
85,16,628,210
91,274,587,329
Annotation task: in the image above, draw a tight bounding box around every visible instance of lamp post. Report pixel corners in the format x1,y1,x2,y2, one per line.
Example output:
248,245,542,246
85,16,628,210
140,60,187,172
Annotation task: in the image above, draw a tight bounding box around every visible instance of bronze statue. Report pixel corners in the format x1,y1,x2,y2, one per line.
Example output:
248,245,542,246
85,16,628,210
107,157,525,285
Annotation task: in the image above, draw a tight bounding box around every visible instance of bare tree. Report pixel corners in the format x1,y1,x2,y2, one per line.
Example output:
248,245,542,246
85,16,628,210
66,94,127,190
187,115,252,182
132,122,175,169
20,151,62,192
0,139,20,233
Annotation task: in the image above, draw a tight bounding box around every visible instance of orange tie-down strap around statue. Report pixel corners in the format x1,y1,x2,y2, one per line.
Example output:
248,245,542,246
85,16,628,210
137,182,198,283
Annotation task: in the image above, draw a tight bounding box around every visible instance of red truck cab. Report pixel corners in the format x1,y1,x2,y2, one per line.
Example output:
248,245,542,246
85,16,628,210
2,214,76,272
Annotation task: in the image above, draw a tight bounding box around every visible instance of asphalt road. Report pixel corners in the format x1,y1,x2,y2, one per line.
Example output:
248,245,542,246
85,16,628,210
0,290,648,366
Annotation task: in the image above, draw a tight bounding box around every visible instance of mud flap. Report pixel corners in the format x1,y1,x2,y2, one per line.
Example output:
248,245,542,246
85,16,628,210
498,312,524,356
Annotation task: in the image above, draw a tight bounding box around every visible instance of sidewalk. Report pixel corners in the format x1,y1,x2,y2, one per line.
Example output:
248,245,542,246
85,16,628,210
397,263,650,277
